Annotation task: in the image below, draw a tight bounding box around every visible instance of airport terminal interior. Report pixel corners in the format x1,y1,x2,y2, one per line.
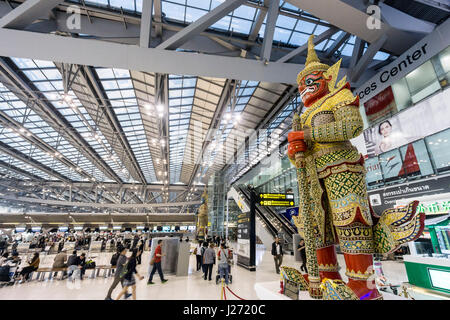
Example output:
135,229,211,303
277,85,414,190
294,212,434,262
0,0,449,301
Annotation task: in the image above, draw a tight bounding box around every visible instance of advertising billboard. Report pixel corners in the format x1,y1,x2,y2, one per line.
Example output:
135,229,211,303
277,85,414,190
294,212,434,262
363,88,450,157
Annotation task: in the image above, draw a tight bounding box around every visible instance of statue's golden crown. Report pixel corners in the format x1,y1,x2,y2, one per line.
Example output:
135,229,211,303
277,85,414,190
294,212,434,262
296,35,346,92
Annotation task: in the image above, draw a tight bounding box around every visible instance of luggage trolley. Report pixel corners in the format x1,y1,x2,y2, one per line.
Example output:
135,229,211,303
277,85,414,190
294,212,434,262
215,248,234,285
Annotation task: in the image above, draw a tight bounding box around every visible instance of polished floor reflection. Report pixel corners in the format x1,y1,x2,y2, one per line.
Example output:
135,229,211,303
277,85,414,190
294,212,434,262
0,245,413,300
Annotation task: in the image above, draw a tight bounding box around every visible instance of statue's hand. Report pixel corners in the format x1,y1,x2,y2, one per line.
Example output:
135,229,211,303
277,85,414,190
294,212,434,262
288,131,307,158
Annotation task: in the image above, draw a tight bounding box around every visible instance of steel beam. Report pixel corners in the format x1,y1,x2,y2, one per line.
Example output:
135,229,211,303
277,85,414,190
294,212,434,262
0,0,62,29
349,38,365,70
276,27,339,63
0,28,305,84
249,1,268,42
153,0,162,37
140,0,153,48
285,0,425,55
261,0,279,62
0,159,43,181
157,0,247,50
0,194,201,208
325,32,351,58
350,34,388,83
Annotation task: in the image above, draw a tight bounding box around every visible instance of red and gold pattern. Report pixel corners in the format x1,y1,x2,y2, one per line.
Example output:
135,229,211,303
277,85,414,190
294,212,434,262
289,35,423,300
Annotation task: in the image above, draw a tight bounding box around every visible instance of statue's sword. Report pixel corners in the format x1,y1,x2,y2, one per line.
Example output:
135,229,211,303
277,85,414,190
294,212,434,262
292,113,322,299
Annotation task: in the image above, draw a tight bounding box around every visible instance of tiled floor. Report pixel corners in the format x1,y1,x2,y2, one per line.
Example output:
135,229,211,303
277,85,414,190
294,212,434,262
0,246,422,300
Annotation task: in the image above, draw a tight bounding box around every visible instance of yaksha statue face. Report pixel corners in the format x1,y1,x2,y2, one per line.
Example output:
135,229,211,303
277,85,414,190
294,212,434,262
298,71,331,107
296,35,339,108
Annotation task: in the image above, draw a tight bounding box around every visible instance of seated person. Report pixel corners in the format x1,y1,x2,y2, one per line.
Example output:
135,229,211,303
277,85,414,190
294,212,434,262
19,252,40,283
52,248,68,277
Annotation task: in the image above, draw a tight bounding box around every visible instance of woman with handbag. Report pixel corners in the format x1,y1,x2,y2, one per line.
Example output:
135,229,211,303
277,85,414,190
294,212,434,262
116,248,144,300
19,252,40,283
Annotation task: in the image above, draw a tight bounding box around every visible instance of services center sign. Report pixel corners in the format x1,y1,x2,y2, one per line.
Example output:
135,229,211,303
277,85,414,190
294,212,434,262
355,18,450,105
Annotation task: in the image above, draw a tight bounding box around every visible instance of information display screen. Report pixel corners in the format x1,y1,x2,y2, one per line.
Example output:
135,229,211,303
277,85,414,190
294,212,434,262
31,227,41,232
58,227,68,232
15,227,26,233
162,226,170,232
188,226,196,231
180,226,188,231
258,193,295,206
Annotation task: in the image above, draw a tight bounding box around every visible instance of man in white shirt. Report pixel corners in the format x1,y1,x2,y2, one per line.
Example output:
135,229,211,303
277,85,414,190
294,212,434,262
271,237,283,274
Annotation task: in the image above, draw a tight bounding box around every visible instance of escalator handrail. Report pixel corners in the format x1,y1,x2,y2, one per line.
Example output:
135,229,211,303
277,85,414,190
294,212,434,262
234,186,278,238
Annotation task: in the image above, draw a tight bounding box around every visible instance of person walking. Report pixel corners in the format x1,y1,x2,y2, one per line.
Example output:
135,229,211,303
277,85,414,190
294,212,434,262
115,249,144,300
271,237,283,274
202,243,215,281
195,241,203,271
297,239,307,273
217,243,231,285
200,241,208,275
136,240,144,265
105,247,131,300
147,240,168,284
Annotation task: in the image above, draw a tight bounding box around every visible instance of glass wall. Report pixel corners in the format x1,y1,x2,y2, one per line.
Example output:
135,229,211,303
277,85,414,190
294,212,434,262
363,46,450,128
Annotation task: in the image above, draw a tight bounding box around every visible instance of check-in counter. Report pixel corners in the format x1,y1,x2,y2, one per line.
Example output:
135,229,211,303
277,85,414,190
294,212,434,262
403,255,450,295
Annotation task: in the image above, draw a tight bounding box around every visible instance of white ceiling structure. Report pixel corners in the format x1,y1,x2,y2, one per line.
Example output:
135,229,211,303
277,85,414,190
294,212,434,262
0,0,446,218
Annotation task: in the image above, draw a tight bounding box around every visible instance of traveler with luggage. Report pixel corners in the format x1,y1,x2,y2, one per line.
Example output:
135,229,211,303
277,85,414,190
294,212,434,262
217,243,232,285
115,248,144,300
105,247,131,300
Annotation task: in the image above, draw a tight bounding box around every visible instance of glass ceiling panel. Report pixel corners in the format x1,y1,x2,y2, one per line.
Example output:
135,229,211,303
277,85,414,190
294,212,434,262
0,151,54,181
0,83,89,181
10,57,128,183
168,75,197,184
96,67,157,183
203,80,258,173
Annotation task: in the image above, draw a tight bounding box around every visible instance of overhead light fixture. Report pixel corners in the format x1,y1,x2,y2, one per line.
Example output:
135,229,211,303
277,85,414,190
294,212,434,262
225,113,231,120
156,104,164,113
144,103,152,110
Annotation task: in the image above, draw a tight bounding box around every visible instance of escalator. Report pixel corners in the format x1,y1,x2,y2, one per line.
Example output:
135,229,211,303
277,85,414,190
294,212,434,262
234,185,297,254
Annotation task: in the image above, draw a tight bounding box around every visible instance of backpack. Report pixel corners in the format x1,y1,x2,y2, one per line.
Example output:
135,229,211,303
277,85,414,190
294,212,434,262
110,253,119,266
0,265,10,282
119,260,129,279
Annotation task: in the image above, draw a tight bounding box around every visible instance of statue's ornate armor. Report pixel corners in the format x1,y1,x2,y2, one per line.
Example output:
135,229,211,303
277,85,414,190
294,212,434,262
295,82,376,284
289,35,424,300
196,189,208,240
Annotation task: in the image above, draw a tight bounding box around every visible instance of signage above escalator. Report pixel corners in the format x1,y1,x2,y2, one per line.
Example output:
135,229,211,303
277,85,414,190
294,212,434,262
258,193,295,206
